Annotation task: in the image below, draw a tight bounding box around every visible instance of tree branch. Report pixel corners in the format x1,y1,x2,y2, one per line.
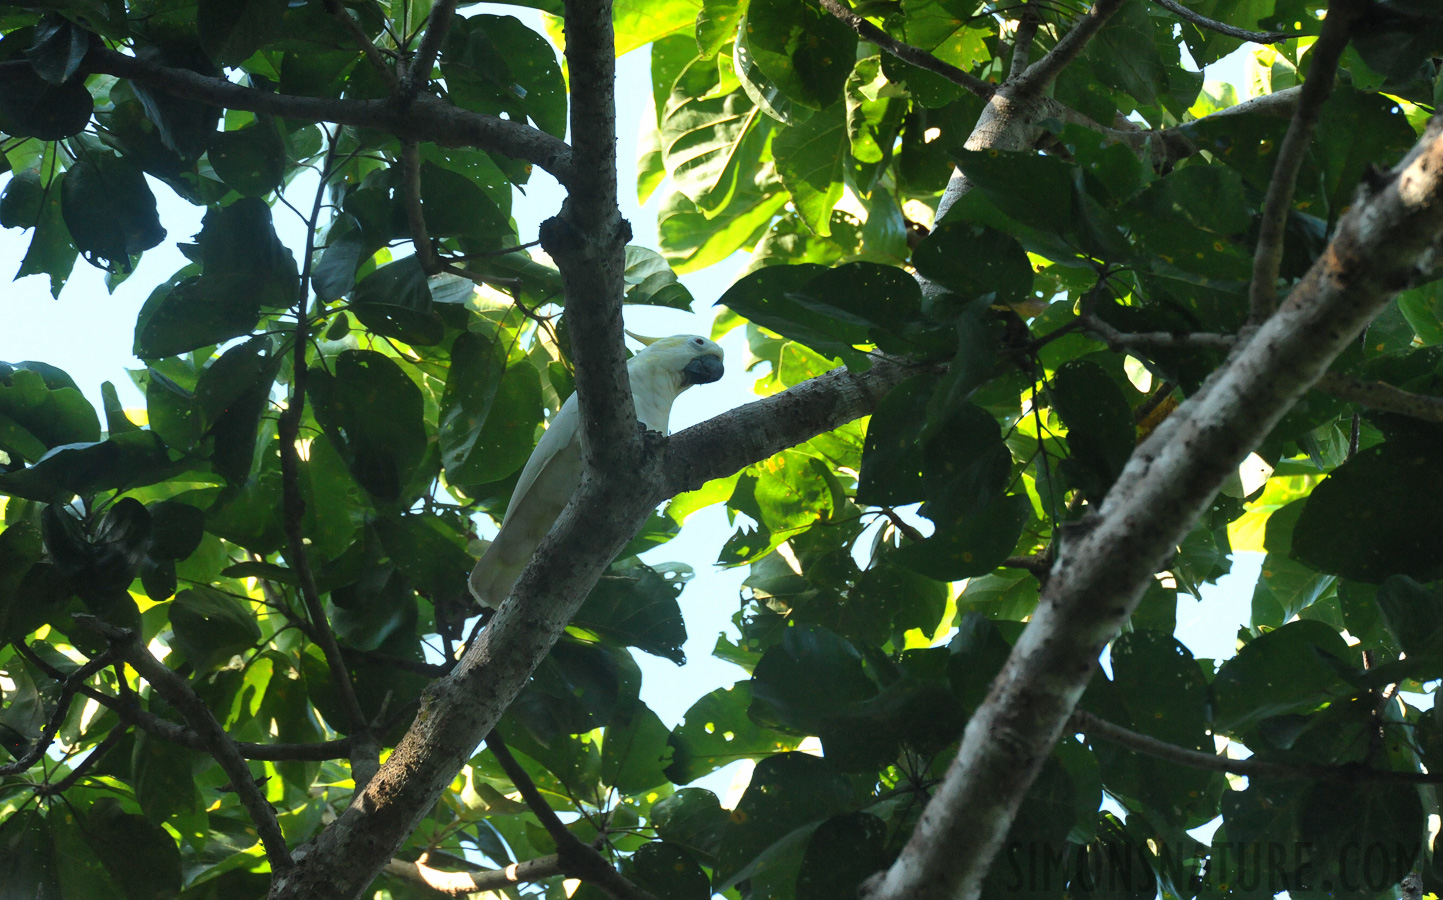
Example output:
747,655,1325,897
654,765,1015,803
404,0,461,98
1017,0,1129,93
268,359,918,900
816,0,993,99
383,853,566,896
278,137,378,787
861,115,1443,900
0,650,117,777
33,723,129,797
1073,709,1443,784
543,0,638,474
1316,372,1443,423
321,0,398,87
1078,315,1236,352
1248,0,1365,324
80,49,573,184
78,617,293,871
1151,0,1293,43
486,734,659,900
1006,9,1040,82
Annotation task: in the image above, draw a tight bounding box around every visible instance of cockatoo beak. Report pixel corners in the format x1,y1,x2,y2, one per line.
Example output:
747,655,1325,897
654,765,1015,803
683,354,724,385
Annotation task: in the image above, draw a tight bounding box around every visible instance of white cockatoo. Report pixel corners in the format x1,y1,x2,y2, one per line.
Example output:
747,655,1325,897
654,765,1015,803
468,333,726,608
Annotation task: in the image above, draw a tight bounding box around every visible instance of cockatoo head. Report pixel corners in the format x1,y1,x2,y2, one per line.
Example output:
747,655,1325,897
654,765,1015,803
628,333,726,386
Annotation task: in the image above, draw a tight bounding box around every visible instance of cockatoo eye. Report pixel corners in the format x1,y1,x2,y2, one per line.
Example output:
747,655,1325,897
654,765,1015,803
692,337,704,346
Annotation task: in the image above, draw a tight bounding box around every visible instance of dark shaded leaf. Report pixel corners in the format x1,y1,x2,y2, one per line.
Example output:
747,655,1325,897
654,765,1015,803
0,431,175,502
307,350,428,504
666,682,797,784
1210,619,1356,734
208,119,286,196
576,560,688,663
714,752,853,890
350,255,444,346
169,586,263,672
744,0,856,109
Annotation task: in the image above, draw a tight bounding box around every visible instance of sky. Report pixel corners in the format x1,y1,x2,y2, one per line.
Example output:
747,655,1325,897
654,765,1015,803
0,16,1273,813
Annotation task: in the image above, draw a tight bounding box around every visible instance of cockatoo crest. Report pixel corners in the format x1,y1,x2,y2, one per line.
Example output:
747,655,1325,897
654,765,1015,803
468,334,725,608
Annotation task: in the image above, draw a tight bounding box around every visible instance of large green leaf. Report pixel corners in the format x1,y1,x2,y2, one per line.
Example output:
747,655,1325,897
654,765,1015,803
661,55,766,216
442,15,567,138
169,585,263,672
350,255,444,346
307,350,428,504
1210,619,1356,734
60,150,165,272
0,362,100,458
0,430,175,502
0,810,60,899
1292,433,1443,583
666,682,798,784
208,118,286,197
773,105,846,236
912,221,1033,306
1049,359,1136,499
575,560,688,663
743,0,856,110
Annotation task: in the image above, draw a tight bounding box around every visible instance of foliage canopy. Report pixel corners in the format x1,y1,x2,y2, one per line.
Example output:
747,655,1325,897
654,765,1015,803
4,0,1443,898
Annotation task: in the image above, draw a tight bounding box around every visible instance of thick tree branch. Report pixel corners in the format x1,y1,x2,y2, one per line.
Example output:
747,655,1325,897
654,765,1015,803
1316,372,1443,423
1151,0,1293,43
383,853,566,896
1073,709,1443,784
1248,0,1365,324
1006,10,1040,82
861,116,1443,900
487,735,659,900
79,617,293,871
80,49,574,184
268,356,918,899
544,0,637,473
816,0,993,99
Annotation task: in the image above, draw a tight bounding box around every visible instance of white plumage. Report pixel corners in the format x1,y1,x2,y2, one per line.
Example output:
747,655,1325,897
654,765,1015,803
468,334,726,608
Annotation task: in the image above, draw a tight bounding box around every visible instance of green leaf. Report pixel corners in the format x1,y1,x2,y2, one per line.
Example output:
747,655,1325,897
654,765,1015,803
307,350,428,504
743,0,856,109
26,14,91,85
622,842,711,900
666,682,798,783
773,105,846,236
0,61,92,139
0,430,175,502
912,221,1033,306
749,623,875,733
451,359,544,489
1210,619,1355,734
1291,435,1443,583
13,168,78,297
1250,553,1335,630
1299,781,1422,895
652,788,730,862
169,586,262,672
350,255,444,346
193,335,281,482
892,492,1030,581
858,373,935,506
132,729,201,824
1049,359,1135,498
313,214,365,302
796,813,888,900
575,560,689,663
60,150,165,272
438,331,508,484
0,521,45,641
0,809,60,899
714,752,853,890
661,55,766,217
696,0,747,57
197,0,289,66
208,119,286,197
442,15,568,138
0,363,100,455
81,798,183,900
624,245,695,309
372,514,473,601
602,701,672,793
48,806,122,898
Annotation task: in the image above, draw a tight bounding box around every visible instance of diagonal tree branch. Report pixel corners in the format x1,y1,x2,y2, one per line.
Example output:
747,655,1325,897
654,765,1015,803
78,49,574,183
860,115,1443,900
0,649,117,777
1073,709,1443,784
1016,0,1130,93
79,616,294,871
321,0,398,87
816,0,994,99
1151,0,1293,43
1247,0,1366,324
486,734,659,900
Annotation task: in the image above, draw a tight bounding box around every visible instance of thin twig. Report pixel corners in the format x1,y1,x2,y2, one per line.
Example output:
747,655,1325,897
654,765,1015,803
0,650,117,777
1316,372,1443,424
1078,314,1236,352
75,617,294,869
276,132,376,778
34,725,129,796
881,507,926,543
322,0,398,87
1248,0,1366,324
1072,708,1443,785
815,0,994,99
400,140,441,273
1151,0,1293,43
485,734,660,900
